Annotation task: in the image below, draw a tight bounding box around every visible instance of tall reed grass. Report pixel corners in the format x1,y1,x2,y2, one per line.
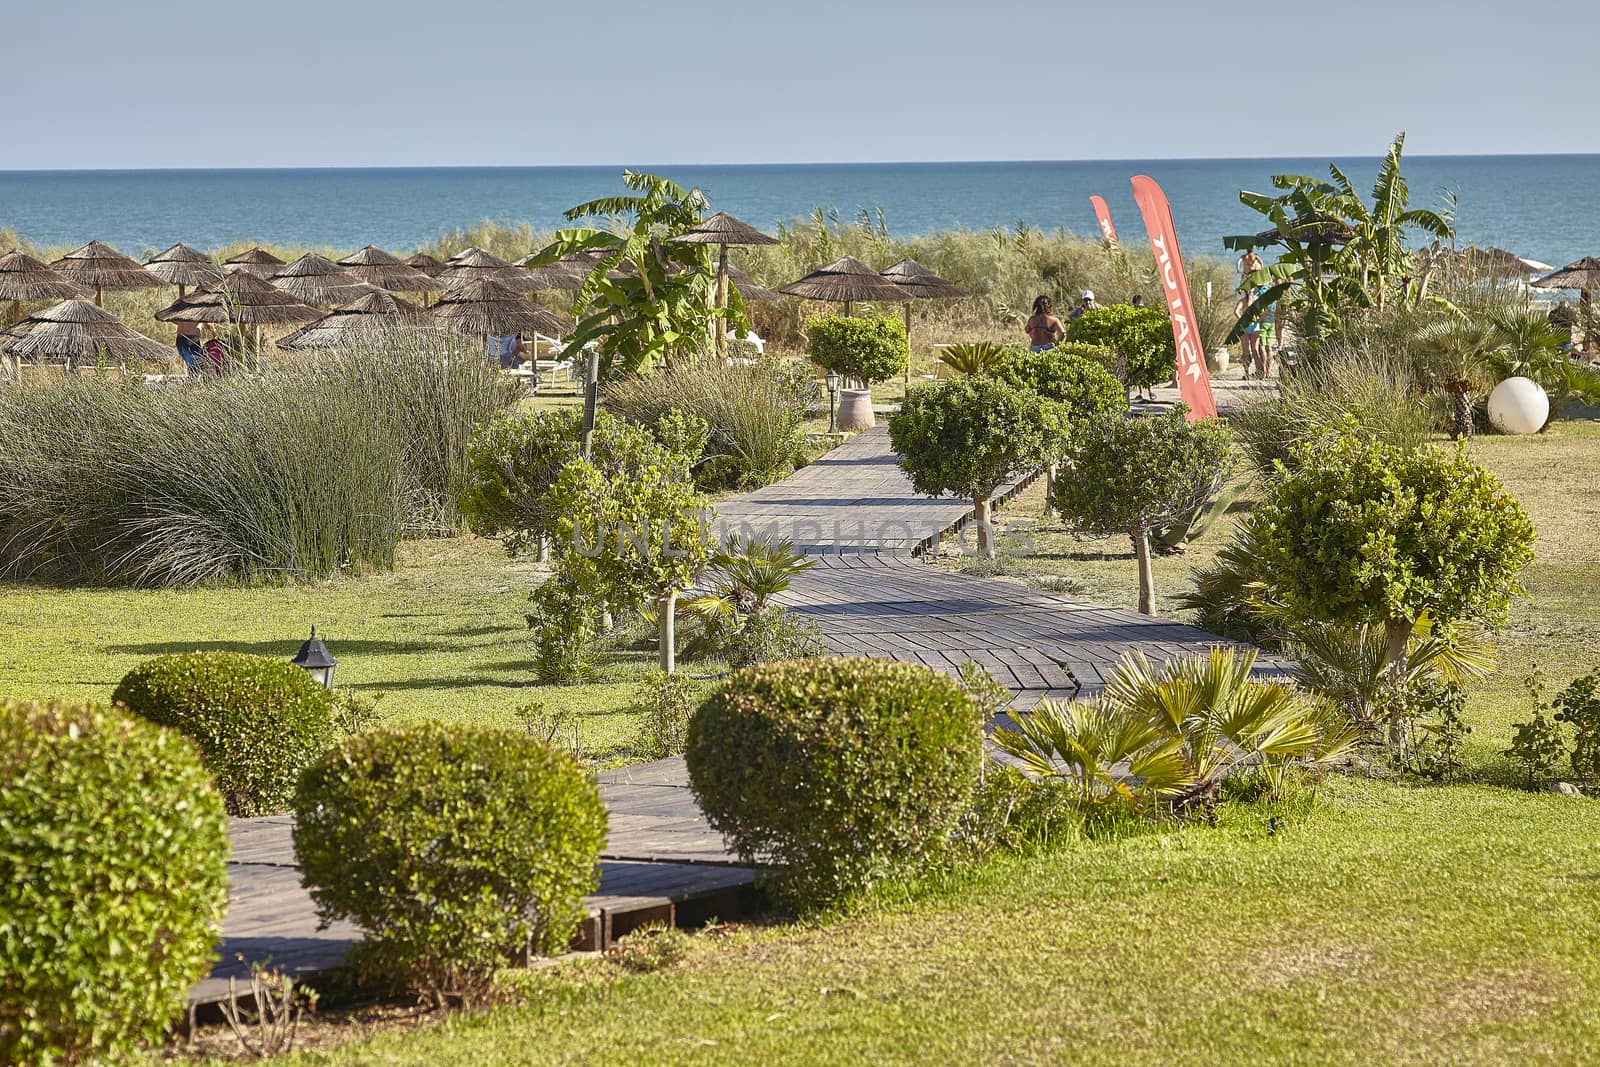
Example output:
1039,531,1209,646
0,331,516,586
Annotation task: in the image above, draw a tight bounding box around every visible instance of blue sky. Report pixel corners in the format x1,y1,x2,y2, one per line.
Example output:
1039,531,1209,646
5,0,1595,169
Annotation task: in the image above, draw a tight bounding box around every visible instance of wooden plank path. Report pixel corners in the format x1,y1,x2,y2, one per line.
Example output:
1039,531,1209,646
195,424,1277,1003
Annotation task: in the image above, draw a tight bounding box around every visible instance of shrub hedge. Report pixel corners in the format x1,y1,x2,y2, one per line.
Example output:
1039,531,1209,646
1065,304,1176,390
114,651,336,817
686,657,984,905
292,725,607,1007
0,700,229,1065
804,315,909,386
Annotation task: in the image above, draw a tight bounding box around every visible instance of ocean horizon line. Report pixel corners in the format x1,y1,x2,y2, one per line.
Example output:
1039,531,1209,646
4,152,1600,176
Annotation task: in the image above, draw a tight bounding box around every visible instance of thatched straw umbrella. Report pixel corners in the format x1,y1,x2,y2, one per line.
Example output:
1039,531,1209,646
1458,246,1543,280
276,288,431,351
403,252,445,276
430,278,573,339
337,245,448,298
513,250,591,291
224,247,287,277
435,248,540,294
268,254,373,306
157,270,322,363
1533,256,1600,296
726,264,776,302
672,212,778,357
49,241,163,307
144,243,223,300
0,250,89,327
881,259,970,378
1,298,172,369
778,256,911,316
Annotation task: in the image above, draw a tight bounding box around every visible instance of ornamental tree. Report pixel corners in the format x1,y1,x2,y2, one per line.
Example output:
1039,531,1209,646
1249,431,1536,744
548,447,715,673
992,344,1128,513
1065,304,1176,392
1051,407,1232,615
889,376,1063,558
805,315,909,387
460,410,681,557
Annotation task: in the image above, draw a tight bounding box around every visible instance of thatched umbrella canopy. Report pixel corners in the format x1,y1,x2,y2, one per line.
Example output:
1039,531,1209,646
1456,246,1542,280
403,252,445,276
49,240,163,307
224,247,287,277
513,250,592,291
276,288,431,351
144,243,224,298
672,212,779,357
1533,257,1600,296
337,245,447,295
435,248,540,294
156,269,322,326
268,254,373,306
430,278,573,337
1,298,172,366
726,264,776,302
880,259,970,368
0,250,89,326
778,256,911,315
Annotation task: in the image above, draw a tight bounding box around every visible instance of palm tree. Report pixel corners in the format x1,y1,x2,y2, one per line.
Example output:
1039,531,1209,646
1415,317,1507,439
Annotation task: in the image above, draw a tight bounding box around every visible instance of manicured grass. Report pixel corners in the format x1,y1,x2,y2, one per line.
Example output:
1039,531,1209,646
0,535,691,762
249,775,1600,1066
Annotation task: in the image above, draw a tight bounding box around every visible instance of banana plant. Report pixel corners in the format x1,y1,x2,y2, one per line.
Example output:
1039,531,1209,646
523,171,748,378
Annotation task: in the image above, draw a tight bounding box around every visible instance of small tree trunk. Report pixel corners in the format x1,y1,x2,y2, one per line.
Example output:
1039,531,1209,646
1451,386,1475,441
973,496,994,559
1383,617,1416,749
658,590,677,674
1133,528,1156,615
536,535,550,564
1043,463,1057,517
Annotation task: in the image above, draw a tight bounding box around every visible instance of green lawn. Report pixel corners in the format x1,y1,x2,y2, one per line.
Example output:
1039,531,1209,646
0,535,683,762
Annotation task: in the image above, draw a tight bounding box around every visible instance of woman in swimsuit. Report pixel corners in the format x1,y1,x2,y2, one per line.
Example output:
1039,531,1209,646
1024,295,1065,352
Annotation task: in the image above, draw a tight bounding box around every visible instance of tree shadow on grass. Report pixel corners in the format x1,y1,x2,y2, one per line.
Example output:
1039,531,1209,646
346,675,538,692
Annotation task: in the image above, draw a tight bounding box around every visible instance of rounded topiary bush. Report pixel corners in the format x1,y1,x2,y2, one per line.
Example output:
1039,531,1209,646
292,725,607,1007
0,699,229,1065
686,657,984,905
114,651,336,816
993,345,1127,421
804,315,909,386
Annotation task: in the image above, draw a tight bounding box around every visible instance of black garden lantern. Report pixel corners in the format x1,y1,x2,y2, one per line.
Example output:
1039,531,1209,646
290,626,337,690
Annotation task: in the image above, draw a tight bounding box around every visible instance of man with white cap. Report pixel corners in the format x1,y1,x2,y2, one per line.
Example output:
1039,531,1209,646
1068,290,1098,320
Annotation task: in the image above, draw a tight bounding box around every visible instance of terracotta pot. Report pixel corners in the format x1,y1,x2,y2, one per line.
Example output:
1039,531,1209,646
837,387,875,430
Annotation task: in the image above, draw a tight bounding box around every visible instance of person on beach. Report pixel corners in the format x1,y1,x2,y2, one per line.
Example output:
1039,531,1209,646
1069,290,1097,321
1024,296,1064,352
488,332,525,369
1236,250,1263,288
199,325,228,375
174,321,202,373
1130,293,1144,308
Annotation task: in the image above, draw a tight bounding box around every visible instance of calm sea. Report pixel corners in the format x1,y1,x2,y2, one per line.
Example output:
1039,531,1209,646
2,157,1597,266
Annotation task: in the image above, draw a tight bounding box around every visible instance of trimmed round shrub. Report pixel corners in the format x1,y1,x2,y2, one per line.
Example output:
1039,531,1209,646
992,345,1128,422
114,651,335,816
0,700,229,1065
292,725,607,1007
1066,304,1176,390
805,315,909,386
686,657,984,905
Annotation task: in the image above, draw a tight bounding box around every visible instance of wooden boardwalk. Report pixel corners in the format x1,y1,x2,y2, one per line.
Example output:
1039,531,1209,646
195,424,1275,1003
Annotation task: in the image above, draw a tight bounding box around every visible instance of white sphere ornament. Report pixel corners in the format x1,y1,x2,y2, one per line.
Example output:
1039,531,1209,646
1487,376,1549,435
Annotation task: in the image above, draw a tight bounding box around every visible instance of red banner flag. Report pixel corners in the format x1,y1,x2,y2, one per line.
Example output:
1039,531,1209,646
1088,195,1117,243
1129,175,1215,421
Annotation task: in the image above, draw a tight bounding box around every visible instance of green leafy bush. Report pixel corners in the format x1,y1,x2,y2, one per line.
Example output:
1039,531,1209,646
890,376,1064,558
1065,304,1176,390
1555,672,1600,780
1251,432,1536,744
293,725,607,1008
0,700,229,1065
1052,407,1232,614
686,658,983,905
633,668,702,760
114,652,335,817
805,315,909,386
991,344,1127,424
721,607,828,668
526,578,599,685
